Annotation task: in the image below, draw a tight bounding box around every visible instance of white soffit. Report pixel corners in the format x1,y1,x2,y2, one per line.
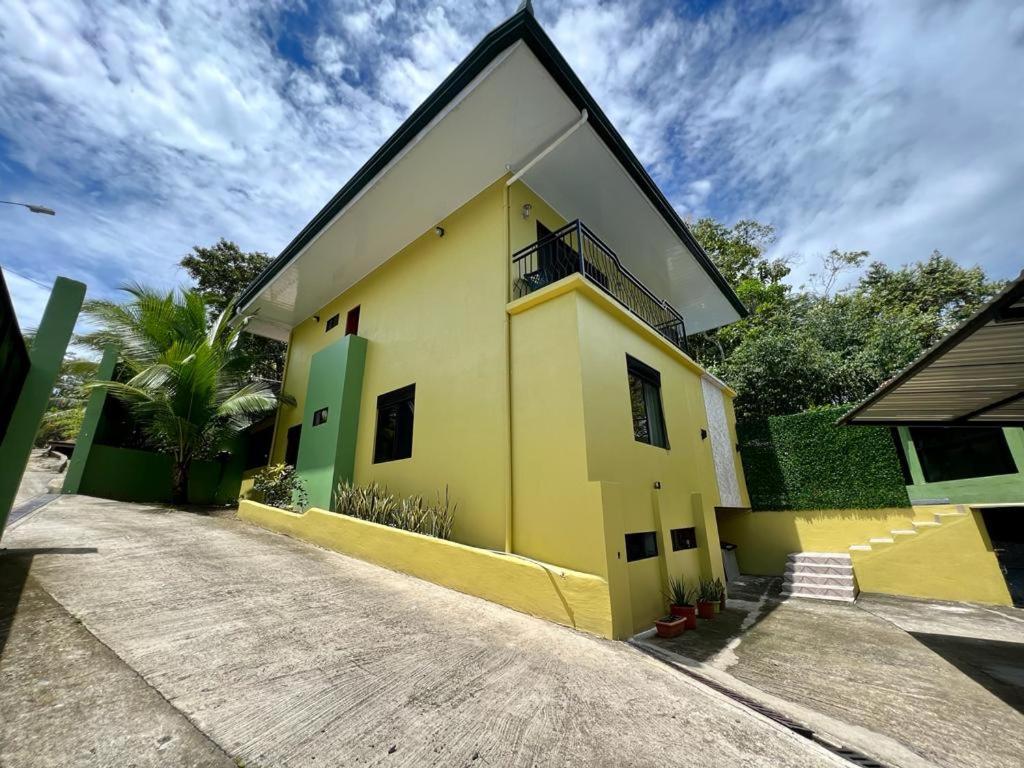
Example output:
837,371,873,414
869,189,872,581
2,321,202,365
245,41,740,335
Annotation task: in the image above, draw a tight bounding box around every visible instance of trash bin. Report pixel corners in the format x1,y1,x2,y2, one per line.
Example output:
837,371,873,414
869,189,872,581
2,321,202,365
721,541,740,583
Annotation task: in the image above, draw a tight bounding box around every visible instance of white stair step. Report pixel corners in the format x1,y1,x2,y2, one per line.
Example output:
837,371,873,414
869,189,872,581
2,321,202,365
784,561,854,572
869,537,894,544
849,544,872,551
934,511,967,522
780,587,858,603
912,520,940,529
786,552,852,565
890,529,917,536
784,573,853,587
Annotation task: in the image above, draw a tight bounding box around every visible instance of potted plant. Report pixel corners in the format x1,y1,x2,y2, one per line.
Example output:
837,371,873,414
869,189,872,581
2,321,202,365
716,577,727,612
696,578,716,620
665,575,697,630
654,614,687,638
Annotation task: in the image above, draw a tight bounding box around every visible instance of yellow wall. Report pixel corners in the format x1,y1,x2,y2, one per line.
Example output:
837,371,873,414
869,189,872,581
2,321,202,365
272,179,510,550
239,500,615,637
851,509,1012,606
717,507,917,575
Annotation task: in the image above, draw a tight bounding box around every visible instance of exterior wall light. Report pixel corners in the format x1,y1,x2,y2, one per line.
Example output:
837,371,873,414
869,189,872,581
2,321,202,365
521,203,532,219
434,226,445,237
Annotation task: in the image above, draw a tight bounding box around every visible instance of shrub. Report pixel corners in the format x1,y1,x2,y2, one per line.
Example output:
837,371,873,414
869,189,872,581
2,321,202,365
252,464,308,512
738,404,910,510
333,481,455,540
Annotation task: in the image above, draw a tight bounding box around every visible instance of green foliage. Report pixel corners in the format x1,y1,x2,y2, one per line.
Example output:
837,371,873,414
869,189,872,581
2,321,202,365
180,239,286,381
665,574,694,607
82,285,289,502
333,480,456,540
36,405,85,445
252,464,308,512
738,405,910,510
696,577,719,603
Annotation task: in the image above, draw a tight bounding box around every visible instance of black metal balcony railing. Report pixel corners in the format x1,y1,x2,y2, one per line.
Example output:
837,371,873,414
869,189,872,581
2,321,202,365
511,220,687,352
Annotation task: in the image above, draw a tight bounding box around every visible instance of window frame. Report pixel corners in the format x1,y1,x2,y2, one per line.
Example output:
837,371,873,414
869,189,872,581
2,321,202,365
373,384,416,464
626,355,669,449
625,531,659,562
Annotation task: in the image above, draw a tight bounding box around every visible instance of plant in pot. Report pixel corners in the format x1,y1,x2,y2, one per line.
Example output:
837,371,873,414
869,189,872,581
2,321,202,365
696,578,716,620
665,575,697,630
654,614,687,638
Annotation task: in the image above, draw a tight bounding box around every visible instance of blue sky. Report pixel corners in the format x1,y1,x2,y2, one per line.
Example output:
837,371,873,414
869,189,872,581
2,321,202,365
2,0,1023,333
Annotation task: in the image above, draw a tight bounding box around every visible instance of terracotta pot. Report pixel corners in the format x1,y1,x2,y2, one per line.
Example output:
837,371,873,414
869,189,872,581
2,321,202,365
696,600,715,620
670,604,697,630
655,616,686,638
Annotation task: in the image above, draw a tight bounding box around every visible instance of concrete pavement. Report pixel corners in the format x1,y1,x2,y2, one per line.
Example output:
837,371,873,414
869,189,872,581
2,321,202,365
1,495,840,767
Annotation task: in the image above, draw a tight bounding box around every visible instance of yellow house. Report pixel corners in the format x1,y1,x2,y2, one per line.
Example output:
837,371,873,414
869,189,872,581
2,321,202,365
237,3,750,638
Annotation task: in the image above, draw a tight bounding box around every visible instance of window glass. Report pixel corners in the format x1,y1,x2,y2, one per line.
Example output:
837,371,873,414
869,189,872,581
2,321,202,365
325,314,339,332
670,527,697,551
910,427,1017,483
374,384,415,463
625,531,658,562
627,355,668,448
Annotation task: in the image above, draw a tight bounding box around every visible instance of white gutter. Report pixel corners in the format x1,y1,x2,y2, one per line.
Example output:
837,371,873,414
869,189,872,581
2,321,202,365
506,109,588,186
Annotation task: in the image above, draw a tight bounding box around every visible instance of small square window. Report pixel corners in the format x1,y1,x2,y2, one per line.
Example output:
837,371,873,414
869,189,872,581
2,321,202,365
625,531,658,562
345,306,361,335
325,314,339,332
670,527,697,551
627,355,668,448
312,407,328,427
373,384,415,463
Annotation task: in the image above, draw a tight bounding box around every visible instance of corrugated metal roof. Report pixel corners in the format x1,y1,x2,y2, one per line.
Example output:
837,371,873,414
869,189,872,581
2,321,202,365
839,271,1024,426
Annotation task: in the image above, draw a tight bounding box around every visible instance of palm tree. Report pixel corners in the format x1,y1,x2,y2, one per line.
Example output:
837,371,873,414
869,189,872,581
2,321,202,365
82,285,289,503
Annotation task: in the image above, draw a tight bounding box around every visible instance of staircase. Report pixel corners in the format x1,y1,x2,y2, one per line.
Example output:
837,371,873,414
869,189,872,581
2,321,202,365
781,553,858,602
848,504,968,554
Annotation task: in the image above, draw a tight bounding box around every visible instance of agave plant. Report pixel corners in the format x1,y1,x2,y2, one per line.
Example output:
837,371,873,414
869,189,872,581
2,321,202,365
334,480,455,539
665,574,693,607
82,285,291,503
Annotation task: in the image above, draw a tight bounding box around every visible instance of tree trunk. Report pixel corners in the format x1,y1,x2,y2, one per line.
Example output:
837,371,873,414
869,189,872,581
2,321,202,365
171,459,190,505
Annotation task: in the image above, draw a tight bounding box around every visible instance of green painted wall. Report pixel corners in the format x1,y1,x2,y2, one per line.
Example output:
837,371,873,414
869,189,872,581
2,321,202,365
76,444,243,505
295,334,367,510
0,276,85,533
900,426,1024,505
63,345,117,494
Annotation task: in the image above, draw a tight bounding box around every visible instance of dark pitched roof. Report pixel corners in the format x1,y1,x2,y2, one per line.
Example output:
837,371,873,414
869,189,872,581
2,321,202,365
238,6,746,320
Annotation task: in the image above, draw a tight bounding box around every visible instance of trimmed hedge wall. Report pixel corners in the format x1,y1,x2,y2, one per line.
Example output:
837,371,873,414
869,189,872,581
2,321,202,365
737,405,910,510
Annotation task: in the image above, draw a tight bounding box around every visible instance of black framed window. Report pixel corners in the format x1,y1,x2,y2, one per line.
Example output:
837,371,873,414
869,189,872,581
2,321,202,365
284,424,301,467
374,384,415,463
625,531,658,562
670,527,697,551
345,306,360,335
312,407,328,427
627,356,668,448
910,427,1017,483
325,313,339,332
243,425,274,470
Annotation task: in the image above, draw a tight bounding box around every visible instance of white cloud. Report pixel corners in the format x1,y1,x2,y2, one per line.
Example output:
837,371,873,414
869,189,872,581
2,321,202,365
0,0,1019,324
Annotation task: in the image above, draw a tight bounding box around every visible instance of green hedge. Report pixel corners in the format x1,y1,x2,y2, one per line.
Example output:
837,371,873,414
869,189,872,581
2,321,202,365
737,405,910,510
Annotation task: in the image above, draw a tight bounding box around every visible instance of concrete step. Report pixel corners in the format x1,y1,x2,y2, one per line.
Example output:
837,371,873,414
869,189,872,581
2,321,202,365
784,563,854,577
780,585,857,603
934,511,968,523
890,529,917,537
783,573,853,587
868,537,894,544
849,544,872,551
786,552,852,566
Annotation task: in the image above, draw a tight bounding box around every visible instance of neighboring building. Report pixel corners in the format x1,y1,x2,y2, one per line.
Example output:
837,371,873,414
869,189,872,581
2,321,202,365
237,4,750,636
840,271,1024,606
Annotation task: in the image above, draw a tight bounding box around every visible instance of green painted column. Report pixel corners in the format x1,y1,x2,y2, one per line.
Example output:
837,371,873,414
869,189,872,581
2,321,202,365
898,426,926,486
295,335,367,510
62,345,118,495
0,277,86,533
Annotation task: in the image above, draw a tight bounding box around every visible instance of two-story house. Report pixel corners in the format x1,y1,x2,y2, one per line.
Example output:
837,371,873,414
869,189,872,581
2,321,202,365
238,3,750,637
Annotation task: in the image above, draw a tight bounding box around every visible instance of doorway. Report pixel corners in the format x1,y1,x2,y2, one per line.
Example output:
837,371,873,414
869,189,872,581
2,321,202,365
980,506,1024,607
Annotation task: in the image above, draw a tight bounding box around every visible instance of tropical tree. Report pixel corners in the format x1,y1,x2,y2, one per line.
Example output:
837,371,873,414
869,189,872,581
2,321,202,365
82,285,289,503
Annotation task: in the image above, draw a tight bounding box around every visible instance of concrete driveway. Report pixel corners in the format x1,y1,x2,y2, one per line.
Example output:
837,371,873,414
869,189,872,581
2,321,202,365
0,496,840,768
643,575,1024,768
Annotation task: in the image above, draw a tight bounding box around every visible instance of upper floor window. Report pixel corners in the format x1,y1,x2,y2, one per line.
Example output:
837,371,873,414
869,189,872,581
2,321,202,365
627,355,668,448
346,306,360,335
374,384,415,463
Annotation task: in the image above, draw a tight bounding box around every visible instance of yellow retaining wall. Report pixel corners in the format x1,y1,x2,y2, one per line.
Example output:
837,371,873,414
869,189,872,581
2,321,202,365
717,507,916,575
239,500,616,638
717,506,1012,606
851,509,1012,606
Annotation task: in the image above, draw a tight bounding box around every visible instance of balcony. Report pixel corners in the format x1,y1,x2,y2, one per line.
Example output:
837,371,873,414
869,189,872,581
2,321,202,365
511,220,688,353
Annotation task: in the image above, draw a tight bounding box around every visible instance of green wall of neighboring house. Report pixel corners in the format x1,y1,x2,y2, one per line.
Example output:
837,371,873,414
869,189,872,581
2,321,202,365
899,426,1024,505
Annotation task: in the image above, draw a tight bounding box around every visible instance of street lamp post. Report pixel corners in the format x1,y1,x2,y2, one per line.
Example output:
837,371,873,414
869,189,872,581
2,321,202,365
0,200,56,216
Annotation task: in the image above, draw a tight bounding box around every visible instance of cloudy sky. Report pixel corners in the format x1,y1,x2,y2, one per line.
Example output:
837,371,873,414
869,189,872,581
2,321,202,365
2,0,1022,331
